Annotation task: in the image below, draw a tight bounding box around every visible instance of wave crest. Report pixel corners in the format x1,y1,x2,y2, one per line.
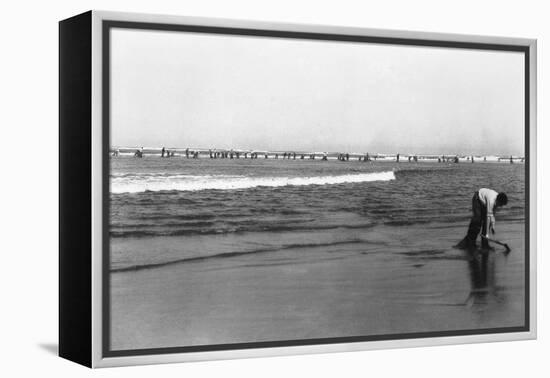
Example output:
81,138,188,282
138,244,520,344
111,171,395,194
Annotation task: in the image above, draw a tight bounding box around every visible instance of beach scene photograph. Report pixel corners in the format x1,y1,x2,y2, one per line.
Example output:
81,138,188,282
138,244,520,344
107,27,526,352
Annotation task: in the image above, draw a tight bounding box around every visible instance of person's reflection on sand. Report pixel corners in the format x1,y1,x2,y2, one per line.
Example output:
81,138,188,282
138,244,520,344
464,251,495,306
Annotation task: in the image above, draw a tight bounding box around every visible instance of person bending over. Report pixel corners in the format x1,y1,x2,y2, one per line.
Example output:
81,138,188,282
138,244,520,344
457,188,508,250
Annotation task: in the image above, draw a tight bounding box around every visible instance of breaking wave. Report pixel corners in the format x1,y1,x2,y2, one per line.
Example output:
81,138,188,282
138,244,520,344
111,171,395,194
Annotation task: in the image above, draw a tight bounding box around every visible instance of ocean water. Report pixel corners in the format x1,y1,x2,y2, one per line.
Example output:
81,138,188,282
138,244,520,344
109,158,525,272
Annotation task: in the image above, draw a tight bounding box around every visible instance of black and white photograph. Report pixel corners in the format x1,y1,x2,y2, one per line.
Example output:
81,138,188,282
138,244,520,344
105,22,529,353
4,0,549,376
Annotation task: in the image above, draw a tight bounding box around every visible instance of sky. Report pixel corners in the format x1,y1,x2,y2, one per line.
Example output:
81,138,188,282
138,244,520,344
110,28,525,156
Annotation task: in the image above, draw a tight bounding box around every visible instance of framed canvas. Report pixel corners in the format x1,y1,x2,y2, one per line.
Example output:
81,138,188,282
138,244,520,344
59,10,537,368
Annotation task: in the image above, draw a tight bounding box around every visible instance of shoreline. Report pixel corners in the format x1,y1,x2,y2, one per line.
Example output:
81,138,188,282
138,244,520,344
110,220,525,351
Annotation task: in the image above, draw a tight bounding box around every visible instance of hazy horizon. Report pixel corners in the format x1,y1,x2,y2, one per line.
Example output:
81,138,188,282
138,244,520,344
110,28,525,156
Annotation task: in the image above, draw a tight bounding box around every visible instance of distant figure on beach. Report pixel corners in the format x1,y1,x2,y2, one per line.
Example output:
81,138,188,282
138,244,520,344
396,153,400,163
161,147,165,158
185,148,189,158
471,155,475,163
510,155,514,164
134,148,143,158
454,156,459,163
456,188,508,250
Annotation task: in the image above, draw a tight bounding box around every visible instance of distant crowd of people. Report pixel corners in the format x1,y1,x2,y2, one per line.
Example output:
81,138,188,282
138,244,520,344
110,148,523,164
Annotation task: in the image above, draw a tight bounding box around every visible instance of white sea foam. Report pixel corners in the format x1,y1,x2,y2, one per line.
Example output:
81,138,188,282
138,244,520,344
111,171,396,194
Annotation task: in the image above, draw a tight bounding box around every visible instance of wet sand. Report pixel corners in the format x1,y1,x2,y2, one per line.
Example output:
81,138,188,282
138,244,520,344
110,220,525,351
